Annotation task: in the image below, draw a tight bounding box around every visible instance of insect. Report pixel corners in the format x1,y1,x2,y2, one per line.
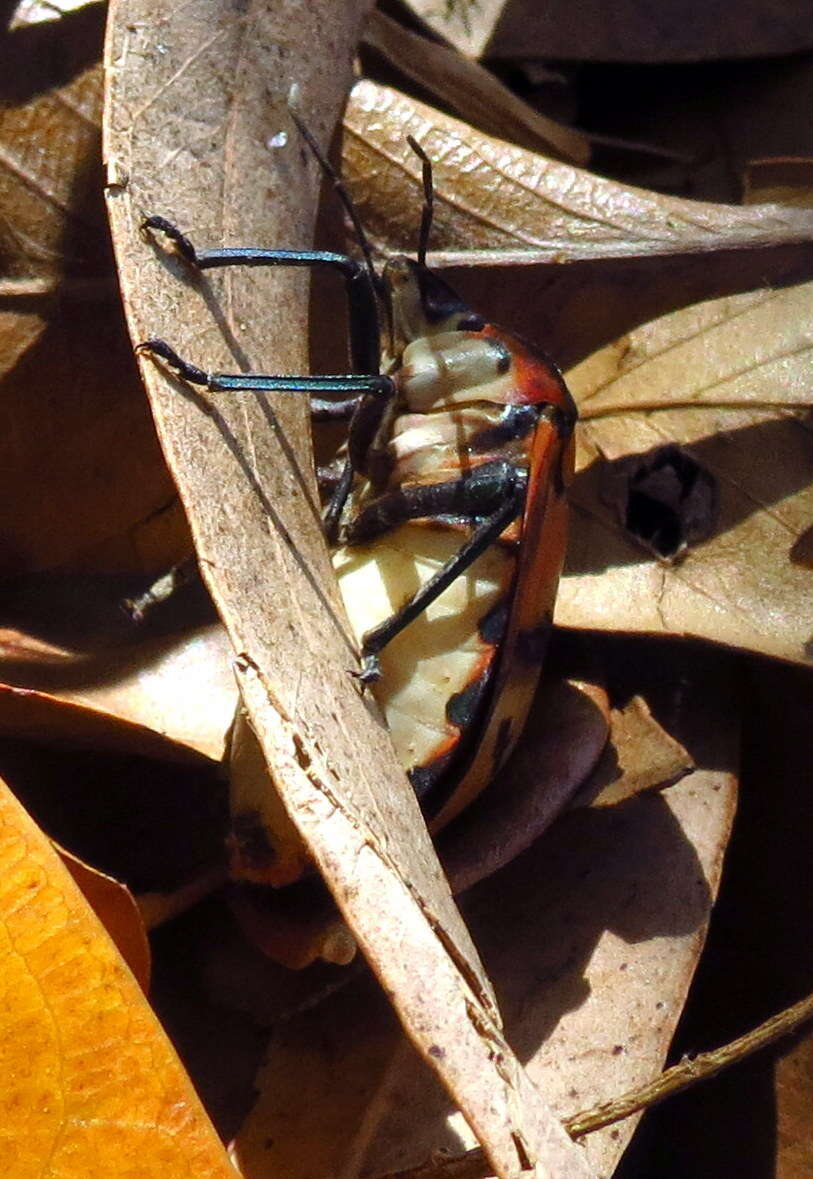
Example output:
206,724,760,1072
140,116,577,850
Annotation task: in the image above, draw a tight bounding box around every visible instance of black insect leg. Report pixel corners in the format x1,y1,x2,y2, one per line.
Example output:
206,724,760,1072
141,219,391,534
345,460,521,545
140,338,393,400
349,464,527,683
309,395,361,421
142,217,380,376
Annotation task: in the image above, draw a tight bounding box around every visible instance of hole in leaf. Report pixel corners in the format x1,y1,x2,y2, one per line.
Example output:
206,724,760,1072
614,444,718,562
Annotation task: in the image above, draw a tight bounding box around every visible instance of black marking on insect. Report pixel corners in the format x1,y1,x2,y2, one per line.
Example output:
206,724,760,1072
138,110,577,850
227,809,278,875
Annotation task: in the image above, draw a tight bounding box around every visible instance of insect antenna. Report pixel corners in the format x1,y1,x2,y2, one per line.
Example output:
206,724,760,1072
288,106,379,291
407,135,434,266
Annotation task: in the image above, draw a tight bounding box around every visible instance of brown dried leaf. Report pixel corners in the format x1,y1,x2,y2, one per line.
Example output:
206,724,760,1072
42,625,236,759
557,283,813,664
440,684,693,904
57,842,152,991
409,0,813,62
585,695,693,808
342,82,813,265
403,0,506,58
234,762,736,1179
0,623,237,761
104,5,589,1173
604,653,811,1172
744,158,813,208
231,640,737,1178
361,11,589,164
438,677,611,894
775,1027,813,1177
0,17,105,281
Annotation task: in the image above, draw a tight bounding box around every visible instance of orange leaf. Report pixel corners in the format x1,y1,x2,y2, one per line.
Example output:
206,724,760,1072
0,777,237,1179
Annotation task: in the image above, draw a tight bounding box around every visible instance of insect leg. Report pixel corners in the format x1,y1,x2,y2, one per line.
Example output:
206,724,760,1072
142,220,393,534
351,465,527,683
139,337,393,399
345,461,520,544
142,217,380,376
309,395,361,420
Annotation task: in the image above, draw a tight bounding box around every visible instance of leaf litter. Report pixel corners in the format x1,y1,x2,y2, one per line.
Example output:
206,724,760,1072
0,0,805,1174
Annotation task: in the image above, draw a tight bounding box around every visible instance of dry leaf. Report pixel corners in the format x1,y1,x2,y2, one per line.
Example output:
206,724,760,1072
32,624,236,760
438,676,611,894
557,283,813,664
585,695,693,808
57,843,152,990
0,13,105,281
404,0,507,59
744,158,813,209
606,654,812,1175
234,771,736,1179
409,0,813,62
0,623,237,761
0,569,232,758
361,10,589,164
231,636,737,1178
342,82,813,265
775,1029,813,1177
11,0,100,26
438,681,694,895
0,776,238,1178
104,4,590,1173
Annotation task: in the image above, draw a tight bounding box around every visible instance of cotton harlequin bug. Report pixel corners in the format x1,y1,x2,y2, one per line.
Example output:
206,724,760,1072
140,115,577,856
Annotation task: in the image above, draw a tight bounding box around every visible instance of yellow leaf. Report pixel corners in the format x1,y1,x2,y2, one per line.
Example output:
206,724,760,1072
0,777,237,1179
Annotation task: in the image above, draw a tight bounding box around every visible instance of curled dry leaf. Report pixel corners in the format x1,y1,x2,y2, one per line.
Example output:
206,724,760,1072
585,694,694,808
104,3,589,1173
361,10,589,165
0,778,237,1178
57,842,151,991
438,682,693,895
342,81,813,266
438,676,611,895
0,623,237,761
558,282,813,664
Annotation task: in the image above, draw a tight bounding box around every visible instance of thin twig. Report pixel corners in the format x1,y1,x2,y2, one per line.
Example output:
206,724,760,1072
375,990,813,1179
566,989,813,1137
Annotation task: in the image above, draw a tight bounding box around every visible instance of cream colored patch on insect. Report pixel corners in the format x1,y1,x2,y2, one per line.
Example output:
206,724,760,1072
389,405,507,484
399,333,514,411
333,524,515,775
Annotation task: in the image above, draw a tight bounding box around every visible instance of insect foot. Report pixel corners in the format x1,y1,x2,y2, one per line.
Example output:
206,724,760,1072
140,214,199,266
136,338,210,387
353,652,383,687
